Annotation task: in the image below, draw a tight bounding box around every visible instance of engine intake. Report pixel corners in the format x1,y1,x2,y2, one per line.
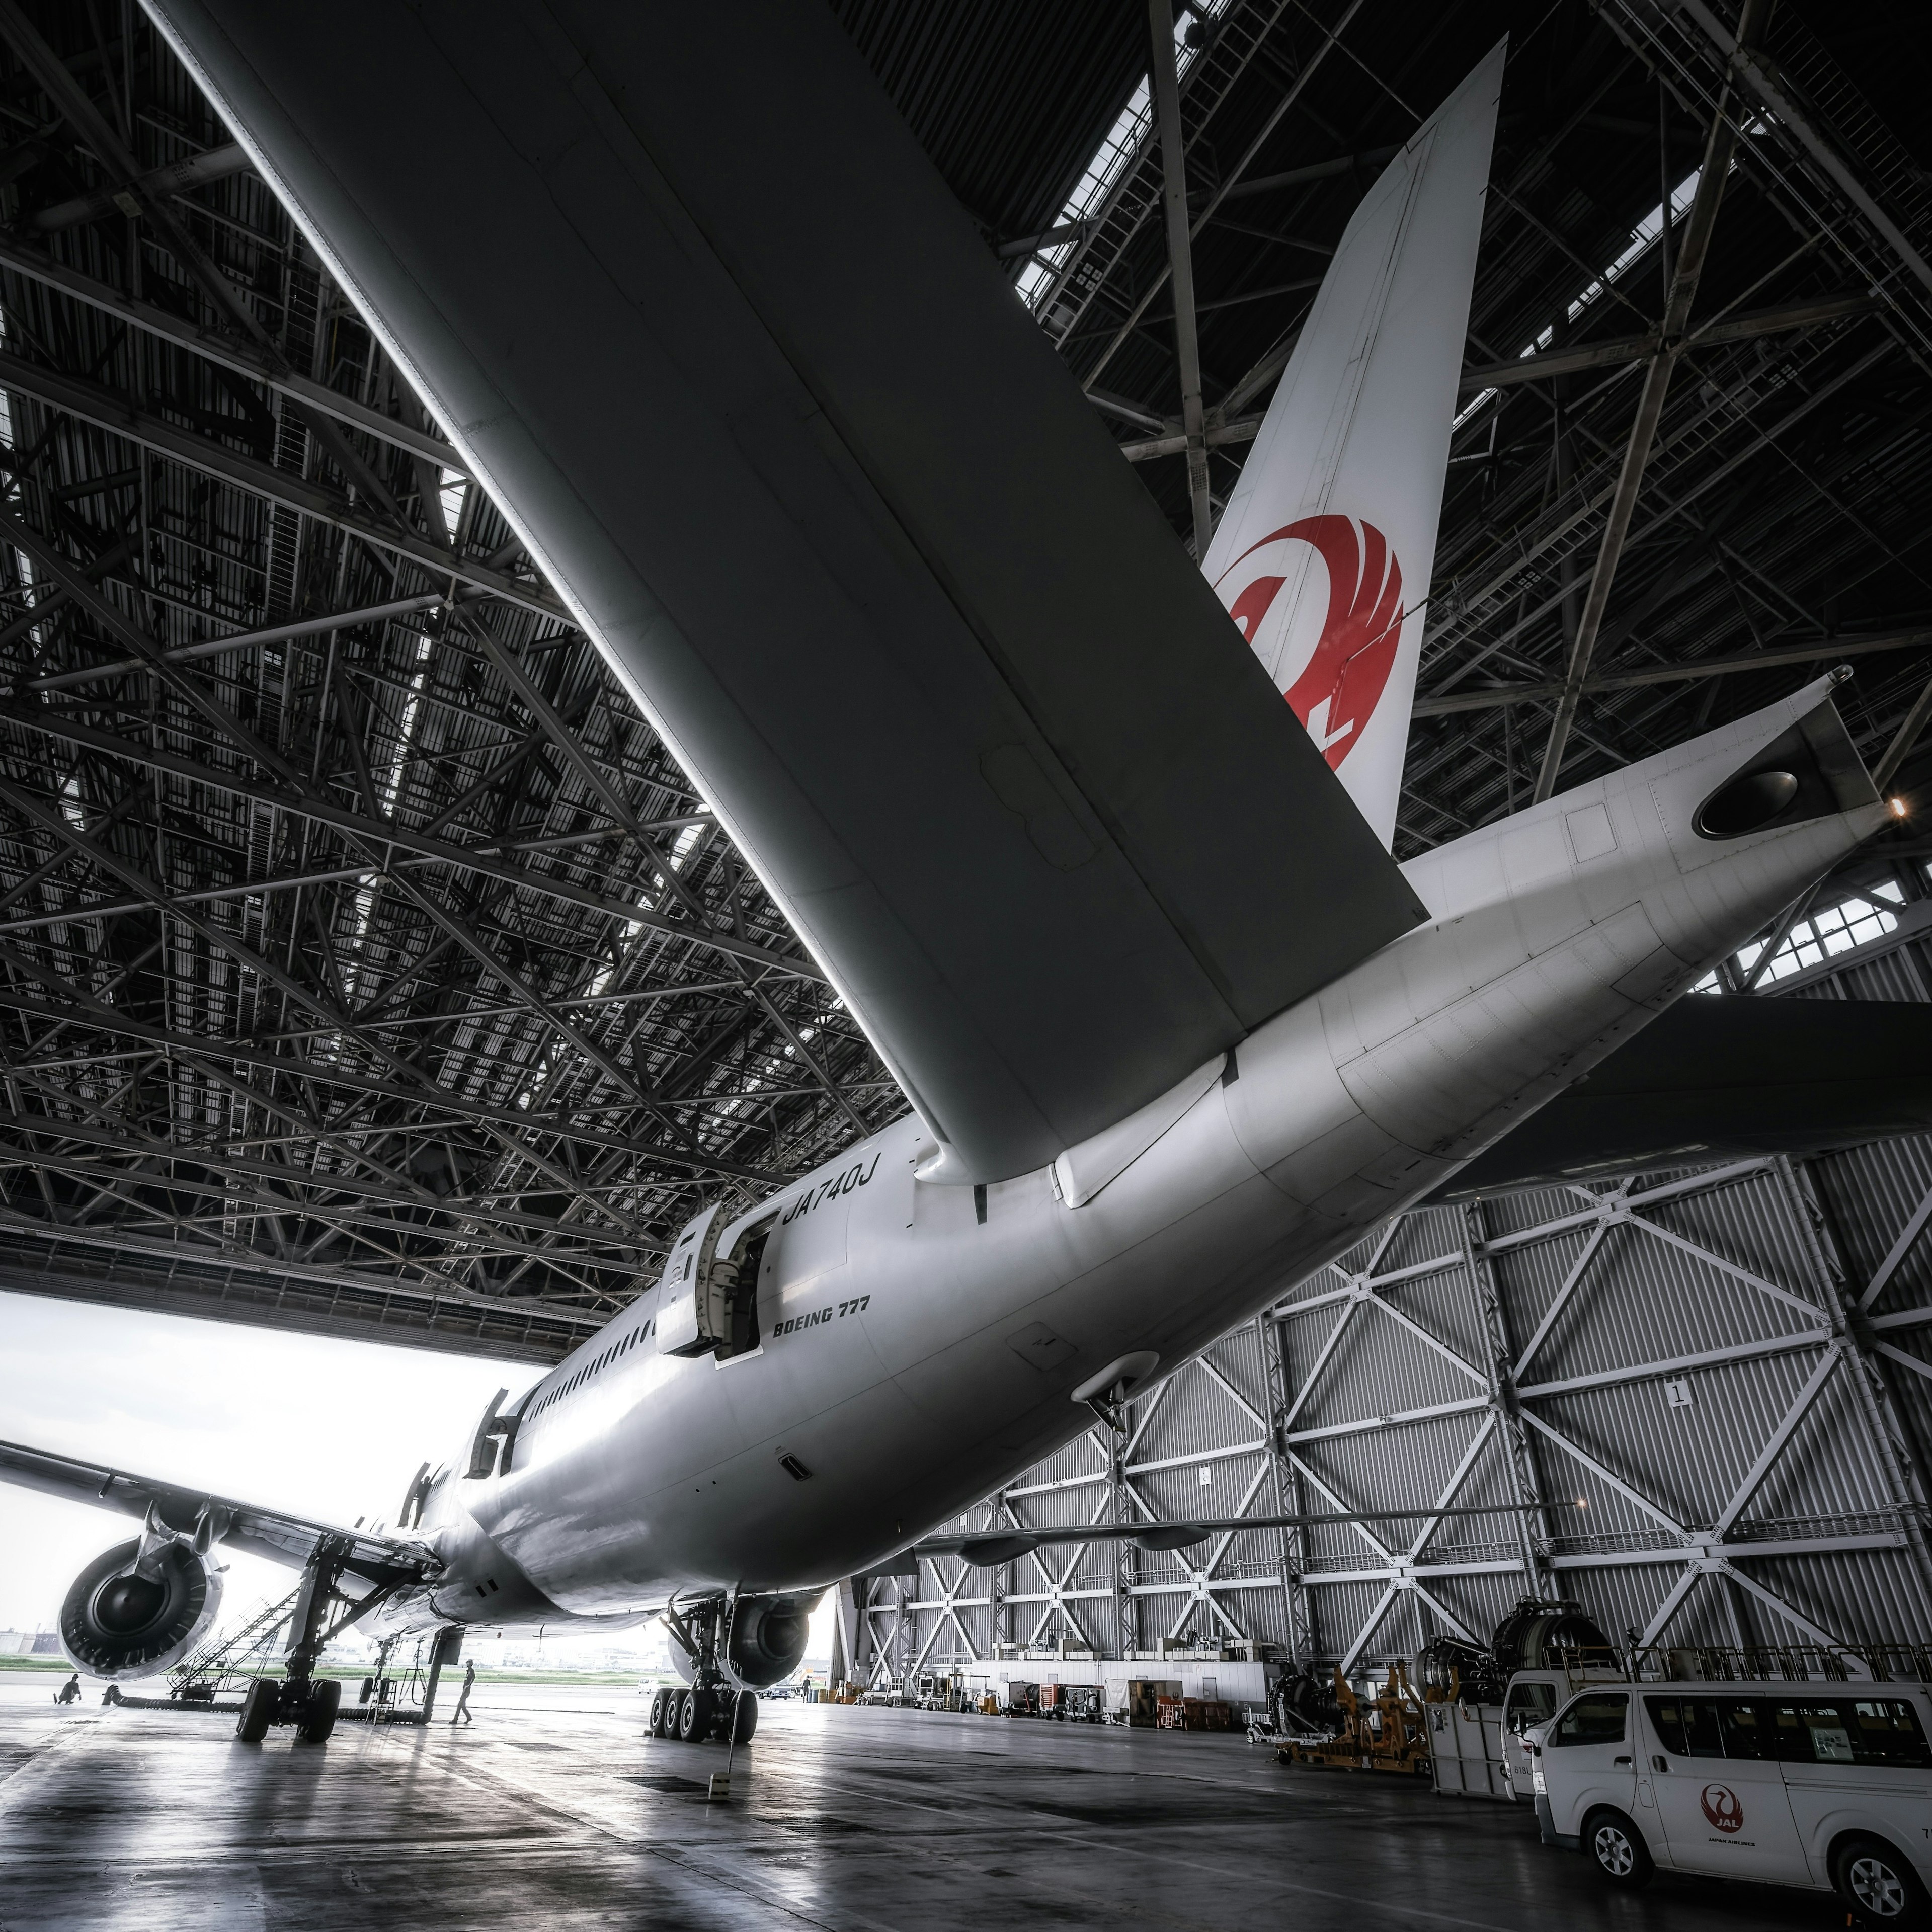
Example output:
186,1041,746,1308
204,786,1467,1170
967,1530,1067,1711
59,1538,223,1679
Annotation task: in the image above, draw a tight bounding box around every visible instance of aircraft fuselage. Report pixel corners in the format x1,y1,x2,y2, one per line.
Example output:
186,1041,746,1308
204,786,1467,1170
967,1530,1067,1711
383,683,1883,1637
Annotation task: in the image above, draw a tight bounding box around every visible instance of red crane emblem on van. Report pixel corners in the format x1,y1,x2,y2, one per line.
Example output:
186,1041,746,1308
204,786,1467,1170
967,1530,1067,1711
1214,514,1405,772
1700,1784,1744,1833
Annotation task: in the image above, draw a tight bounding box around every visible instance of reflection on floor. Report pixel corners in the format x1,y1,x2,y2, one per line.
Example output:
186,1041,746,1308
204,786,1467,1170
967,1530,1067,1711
0,1672,1848,1930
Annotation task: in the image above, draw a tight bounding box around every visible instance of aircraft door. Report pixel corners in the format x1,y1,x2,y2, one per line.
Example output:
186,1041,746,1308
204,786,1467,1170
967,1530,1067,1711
656,1204,774,1360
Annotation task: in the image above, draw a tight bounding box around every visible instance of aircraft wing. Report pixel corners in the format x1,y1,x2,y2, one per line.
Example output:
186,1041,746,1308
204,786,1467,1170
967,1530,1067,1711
1437,995,1932,1198
0,1436,435,1587
144,0,1427,1183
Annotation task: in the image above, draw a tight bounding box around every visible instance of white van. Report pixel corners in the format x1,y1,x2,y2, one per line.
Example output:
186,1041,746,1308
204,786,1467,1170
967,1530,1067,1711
1530,1678,1932,1923
1498,1666,1628,1800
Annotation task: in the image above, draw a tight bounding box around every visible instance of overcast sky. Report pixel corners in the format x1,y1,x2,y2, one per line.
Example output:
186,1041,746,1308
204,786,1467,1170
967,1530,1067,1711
0,1290,534,1639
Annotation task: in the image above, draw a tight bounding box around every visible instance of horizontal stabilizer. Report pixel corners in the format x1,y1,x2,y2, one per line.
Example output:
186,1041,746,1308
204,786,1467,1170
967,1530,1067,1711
146,0,1426,1182
1437,996,1932,1198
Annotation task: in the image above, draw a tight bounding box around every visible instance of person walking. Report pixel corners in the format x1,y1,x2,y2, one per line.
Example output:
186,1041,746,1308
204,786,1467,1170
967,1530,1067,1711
450,1659,476,1725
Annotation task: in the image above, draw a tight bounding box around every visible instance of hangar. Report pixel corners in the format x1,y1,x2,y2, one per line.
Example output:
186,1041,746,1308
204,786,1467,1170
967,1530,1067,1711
3,0,1932,1925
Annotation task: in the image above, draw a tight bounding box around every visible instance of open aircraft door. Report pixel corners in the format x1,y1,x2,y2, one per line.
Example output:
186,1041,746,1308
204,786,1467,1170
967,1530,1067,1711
656,1204,774,1362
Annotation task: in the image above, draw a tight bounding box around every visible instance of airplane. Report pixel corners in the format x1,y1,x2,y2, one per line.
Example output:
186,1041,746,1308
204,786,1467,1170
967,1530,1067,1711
2,6,1920,1749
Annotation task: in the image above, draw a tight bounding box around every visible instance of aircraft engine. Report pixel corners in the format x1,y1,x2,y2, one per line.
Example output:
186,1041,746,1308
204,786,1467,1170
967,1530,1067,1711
58,1537,224,1679
726,1593,816,1688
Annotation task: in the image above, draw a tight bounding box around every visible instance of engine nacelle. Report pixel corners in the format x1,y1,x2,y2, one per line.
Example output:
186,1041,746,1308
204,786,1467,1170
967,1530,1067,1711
664,1590,817,1690
726,1593,815,1688
59,1538,223,1679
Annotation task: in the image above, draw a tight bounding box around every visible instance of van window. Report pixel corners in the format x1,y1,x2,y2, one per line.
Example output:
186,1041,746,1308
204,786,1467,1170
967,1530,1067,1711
1549,1693,1627,1747
1647,1696,1932,1768
1778,1700,1932,1769
1718,1699,1778,1760
1646,1698,1725,1758
1506,1681,1558,1735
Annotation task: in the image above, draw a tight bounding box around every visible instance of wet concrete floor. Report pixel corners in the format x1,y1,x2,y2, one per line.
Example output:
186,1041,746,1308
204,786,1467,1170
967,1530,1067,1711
0,1672,1857,1930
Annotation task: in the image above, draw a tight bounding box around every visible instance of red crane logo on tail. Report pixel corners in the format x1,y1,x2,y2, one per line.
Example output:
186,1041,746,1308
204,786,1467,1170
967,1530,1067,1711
1214,515,1404,771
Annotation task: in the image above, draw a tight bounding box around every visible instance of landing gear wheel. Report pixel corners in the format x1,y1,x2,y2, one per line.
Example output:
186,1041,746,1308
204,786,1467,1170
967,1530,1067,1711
1833,1835,1928,1925
731,1693,758,1744
679,1687,713,1742
1583,1809,1653,1890
648,1688,670,1737
296,1677,341,1743
666,1689,688,1738
236,1678,280,1743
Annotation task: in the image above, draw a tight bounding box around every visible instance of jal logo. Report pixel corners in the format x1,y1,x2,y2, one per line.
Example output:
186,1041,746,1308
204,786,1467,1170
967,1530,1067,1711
1701,1784,1744,1834
1213,514,1405,771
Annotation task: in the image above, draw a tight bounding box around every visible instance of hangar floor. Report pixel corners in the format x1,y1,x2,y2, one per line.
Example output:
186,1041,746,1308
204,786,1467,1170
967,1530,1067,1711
0,1672,1856,1931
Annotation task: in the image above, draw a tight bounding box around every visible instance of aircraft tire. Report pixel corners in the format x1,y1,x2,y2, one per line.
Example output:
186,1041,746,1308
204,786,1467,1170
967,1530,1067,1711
236,1678,279,1743
679,1687,712,1742
648,1687,669,1736
297,1677,342,1743
731,1693,758,1744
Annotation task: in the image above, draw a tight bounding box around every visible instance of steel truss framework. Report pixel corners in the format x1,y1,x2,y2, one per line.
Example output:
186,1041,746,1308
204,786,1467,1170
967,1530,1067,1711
0,6,906,1361
0,0,1926,1406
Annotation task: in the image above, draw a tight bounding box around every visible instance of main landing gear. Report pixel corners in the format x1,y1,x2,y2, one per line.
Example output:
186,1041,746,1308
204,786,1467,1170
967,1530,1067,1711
234,1536,400,1746
650,1596,758,1745
649,1682,758,1744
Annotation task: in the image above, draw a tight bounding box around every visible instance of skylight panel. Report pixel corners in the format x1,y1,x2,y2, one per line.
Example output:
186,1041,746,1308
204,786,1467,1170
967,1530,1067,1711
1735,890,1900,985
438,466,469,542
1016,0,1232,314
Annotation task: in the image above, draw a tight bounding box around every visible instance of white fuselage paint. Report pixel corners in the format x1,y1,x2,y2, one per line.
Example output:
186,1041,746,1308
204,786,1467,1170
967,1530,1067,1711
375,683,1884,1638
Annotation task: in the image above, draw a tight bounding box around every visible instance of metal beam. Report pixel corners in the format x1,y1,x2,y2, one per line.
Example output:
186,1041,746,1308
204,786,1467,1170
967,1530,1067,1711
0,235,471,475
1677,0,1932,299
1080,0,1369,391
1532,0,1770,801
0,704,823,981
1413,627,1932,717
6,594,447,697
0,1201,601,1331
31,141,254,234
0,348,557,617
1146,0,1212,555
1458,293,1882,394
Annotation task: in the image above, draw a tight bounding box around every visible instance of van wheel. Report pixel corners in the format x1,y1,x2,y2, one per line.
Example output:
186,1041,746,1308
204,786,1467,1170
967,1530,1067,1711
1583,1809,1653,1889
1833,1835,1928,1925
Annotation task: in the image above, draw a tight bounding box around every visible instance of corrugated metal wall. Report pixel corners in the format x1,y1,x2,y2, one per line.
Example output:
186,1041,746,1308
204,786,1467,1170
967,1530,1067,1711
858,894,1932,1683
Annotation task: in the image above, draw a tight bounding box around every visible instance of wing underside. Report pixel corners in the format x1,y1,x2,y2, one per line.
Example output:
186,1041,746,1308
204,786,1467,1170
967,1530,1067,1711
144,0,1426,1182
0,1436,432,1586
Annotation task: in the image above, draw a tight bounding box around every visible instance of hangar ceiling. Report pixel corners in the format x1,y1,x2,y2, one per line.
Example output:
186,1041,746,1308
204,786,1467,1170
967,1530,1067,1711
0,0,1925,1364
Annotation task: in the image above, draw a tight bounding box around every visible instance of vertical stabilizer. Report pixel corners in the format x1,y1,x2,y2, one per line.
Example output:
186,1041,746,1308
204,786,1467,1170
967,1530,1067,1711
1202,43,1504,849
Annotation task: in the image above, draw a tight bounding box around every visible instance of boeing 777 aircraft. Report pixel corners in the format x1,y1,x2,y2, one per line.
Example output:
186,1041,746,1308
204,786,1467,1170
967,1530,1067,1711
0,5,1914,1746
